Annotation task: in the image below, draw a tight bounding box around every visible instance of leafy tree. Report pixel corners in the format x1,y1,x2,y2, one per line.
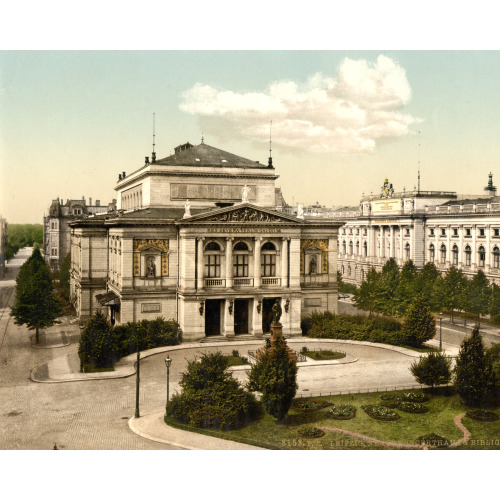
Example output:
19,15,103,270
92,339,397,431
410,352,452,389
11,247,63,344
376,258,400,316
59,252,71,299
454,327,498,407
167,352,259,430
489,284,500,324
249,336,298,422
353,267,380,315
78,311,116,369
400,294,436,347
438,267,468,322
465,270,491,326
6,224,43,258
416,262,442,312
395,260,418,315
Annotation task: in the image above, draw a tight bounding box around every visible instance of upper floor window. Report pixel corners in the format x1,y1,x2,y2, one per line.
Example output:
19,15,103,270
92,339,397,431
261,242,276,277
430,228,435,236
356,241,360,256
349,241,353,256
452,245,459,266
204,241,221,278
342,241,347,255
233,241,249,277
441,228,446,236
405,228,410,236
405,243,410,260
363,228,367,236
363,241,368,257
495,228,500,237
494,247,500,268
479,228,485,237
465,228,471,237
453,228,458,236
429,244,435,262
478,246,486,267
440,244,447,264
465,245,472,266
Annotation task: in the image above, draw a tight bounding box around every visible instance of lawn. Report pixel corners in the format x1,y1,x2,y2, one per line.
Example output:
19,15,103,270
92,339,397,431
165,389,500,450
303,349,346,361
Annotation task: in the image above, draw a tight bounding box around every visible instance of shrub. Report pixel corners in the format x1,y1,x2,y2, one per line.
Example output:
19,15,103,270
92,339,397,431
465,409,499,422
297,427,325,438
301,346,308,354
400,294,436,347
291,399,331,412
410,352,452,389
78,311,116,369
167,352,259,430
381,391,429,403
384,401,429,414
362,405,400,421
325,404,356,420
232,349,239,357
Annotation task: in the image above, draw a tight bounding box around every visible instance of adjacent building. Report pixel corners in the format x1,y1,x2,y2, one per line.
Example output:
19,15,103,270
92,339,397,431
333,175,500,286
44,197,116,271
69,141,342,341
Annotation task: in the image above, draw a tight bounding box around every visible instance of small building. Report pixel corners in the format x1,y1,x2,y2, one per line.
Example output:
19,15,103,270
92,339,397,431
69,141,343,341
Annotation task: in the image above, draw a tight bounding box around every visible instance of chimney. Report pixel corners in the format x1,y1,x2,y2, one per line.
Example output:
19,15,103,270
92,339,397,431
96,200,100,207
122,171,126,178
145,156,150,164
152,152,156,162
89,197,92,207
119,174,122,180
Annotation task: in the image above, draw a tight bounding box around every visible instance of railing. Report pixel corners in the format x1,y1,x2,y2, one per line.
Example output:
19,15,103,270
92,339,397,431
204,278,226,287
295,384,434,398
261,277,281,286
233,278,254,287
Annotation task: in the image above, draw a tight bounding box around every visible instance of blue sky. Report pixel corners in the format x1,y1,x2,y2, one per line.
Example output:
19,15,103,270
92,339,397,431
3,50,500,222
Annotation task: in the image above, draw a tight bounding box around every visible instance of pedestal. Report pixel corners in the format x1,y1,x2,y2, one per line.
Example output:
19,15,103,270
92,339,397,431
257,322,297,362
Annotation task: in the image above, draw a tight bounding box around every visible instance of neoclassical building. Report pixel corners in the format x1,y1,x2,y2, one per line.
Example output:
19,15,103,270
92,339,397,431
334,176,500,285
69,142,342,340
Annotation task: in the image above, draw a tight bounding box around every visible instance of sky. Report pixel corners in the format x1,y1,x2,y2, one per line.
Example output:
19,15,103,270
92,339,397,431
3,50,500,222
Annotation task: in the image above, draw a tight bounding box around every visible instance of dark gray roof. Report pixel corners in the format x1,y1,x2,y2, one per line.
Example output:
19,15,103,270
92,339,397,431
156,143,269,169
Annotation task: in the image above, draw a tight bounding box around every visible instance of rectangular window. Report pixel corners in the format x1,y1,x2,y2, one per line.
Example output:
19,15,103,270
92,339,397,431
479,228,485,237
430,228,434,236
441,228,446,236
453,228,458,236
466,228,471,236
261,254,276,277
205,255,220,278
466,252,471,266
495,253,500,269
51,248,58,256
233,254,248,277
495,229,500,237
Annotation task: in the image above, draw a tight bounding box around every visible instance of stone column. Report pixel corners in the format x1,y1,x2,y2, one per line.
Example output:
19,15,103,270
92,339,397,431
458,225,463,267
197,237,204,290
399,225,403,263
486,224,491,272
472,225,477,270
390,226,395,259
254,237,262,287
281,237,288,287
225,237,233,288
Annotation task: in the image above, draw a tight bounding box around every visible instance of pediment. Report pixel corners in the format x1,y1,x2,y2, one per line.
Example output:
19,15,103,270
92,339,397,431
179,203,302,224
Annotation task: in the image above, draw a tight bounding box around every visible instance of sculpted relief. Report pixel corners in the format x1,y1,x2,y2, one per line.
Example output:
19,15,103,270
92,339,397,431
206,207,283,223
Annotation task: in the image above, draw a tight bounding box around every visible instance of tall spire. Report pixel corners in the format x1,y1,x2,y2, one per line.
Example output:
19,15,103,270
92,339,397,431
268,120,273,168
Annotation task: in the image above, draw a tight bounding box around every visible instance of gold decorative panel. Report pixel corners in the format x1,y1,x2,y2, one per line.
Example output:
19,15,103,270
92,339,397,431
133,239,169,277
300,239,329,274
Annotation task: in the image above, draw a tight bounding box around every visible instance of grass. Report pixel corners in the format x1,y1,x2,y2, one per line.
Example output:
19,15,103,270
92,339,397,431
303,349,346,361
165,389,500,450
402,344,441,353
81,364,115,373
224,355,250,367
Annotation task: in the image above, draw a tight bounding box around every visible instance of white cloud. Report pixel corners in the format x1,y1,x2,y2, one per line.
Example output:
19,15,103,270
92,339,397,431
179,55,421,154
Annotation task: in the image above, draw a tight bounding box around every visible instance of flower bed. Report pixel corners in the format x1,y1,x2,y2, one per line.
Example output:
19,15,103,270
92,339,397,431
381,399,429,414
381,391,429,403
325,404,356,420
362,405,400,421
465,409,499,422
297,426,325,439
291,399,332,412
415,433,450,448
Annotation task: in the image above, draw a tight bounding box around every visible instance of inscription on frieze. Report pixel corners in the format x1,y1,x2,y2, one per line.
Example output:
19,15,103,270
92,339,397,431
171,183,256,201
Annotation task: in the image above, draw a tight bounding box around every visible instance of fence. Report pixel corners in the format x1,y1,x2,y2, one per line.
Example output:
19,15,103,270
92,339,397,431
295,384,435,399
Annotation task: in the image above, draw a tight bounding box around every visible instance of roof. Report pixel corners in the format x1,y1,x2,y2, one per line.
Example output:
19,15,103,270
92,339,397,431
155,143,270,169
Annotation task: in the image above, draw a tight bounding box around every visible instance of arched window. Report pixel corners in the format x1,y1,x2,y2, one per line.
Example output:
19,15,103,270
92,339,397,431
341,264,345,275
233,241,249,277
356,241,360,256
363,241,368,257
440,244,447,264
347,265,351,276
342,241,347,255
465,245,471,266
429,244,435,262
494,247,500,269
405,243,410,260
361,269,365,281
261,242,276,277
452,245,459,266
204,241,221,277
478,246,486,268
349,241,353,256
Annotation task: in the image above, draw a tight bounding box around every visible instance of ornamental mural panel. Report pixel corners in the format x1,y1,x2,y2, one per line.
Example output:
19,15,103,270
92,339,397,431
205,208,283,222
300,239,329,274
133,239,169,277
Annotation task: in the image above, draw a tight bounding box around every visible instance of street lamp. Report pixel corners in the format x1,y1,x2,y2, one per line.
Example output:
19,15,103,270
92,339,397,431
439,313,443,351
165,356,172,416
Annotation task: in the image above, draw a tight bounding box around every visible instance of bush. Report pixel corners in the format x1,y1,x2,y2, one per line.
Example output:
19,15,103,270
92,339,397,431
381,391,429,403
78,311,116,369
465,409,499,422
291,399,331,412
362,405,400,421
167,352,260,430
383,401,429,414
297,427,325,438
410,352,452,389
325,404,356,420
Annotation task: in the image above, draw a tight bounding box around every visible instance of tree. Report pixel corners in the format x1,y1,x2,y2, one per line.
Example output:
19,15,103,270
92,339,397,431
410,352,452,390
489,284,500,324
353,267,380,315
400,294,436,347
438,267,468,322
249,336,298,422
395,260,418,315
59,252,71,299
376,258,400,316
465,270,491,326
11,248,63,344
416,262,442,312
454,327,498,407
78,311,116,369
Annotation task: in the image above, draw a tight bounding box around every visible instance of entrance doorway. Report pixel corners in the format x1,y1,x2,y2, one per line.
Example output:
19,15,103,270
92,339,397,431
262,297,280,334
205,299,223,336
234,299,249,335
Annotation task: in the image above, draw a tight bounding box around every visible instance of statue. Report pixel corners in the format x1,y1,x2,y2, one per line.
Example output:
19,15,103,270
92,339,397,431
271,300,282,325
309,256,317,275
183,199,191,218
297,204,304,219
242,185,250,202
147,257,156,278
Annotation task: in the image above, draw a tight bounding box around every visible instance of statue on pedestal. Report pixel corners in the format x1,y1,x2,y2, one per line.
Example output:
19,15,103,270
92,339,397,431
183,199,191,218
297,204,304,219
271,300,282,325
242,185,250,203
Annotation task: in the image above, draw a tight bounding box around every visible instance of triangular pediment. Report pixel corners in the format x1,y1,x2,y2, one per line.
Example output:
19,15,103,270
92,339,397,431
178,203,303,224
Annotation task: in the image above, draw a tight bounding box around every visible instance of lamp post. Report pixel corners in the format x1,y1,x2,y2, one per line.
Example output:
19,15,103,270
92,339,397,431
439,313,443,352
165,356,172,416
135,331,141,418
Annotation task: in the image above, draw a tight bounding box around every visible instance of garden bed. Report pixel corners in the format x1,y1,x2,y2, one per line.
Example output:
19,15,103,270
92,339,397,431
297,427,325,439
301,349,346,361
325,404,356,420
362,405,400,421
291,399,332,412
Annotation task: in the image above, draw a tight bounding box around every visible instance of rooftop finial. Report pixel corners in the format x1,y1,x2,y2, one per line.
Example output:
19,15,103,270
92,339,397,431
201,132,204,144
152,113,156,162
268,120,273,168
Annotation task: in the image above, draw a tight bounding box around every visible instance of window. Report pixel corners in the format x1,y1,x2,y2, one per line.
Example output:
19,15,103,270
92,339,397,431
405,243,411,260
405,228,410,236
342,241,347,255
453,228,458,236
441,228,446,236
452,245,459,266
440,244,446,264
204,242,221,278
356,229,360,235
430,228,435,236
349,241,353,255
465,245,471,266
466,228,471,236
363,241,368,257
356,241,360,255
429,244,435,262
347,265,351,276
51,248,58,256
233,241,249,277
495,229,500,237
478,246,486,267
479,228,485,237
261,242,276,277
494,247,500,268
363,229,367,236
